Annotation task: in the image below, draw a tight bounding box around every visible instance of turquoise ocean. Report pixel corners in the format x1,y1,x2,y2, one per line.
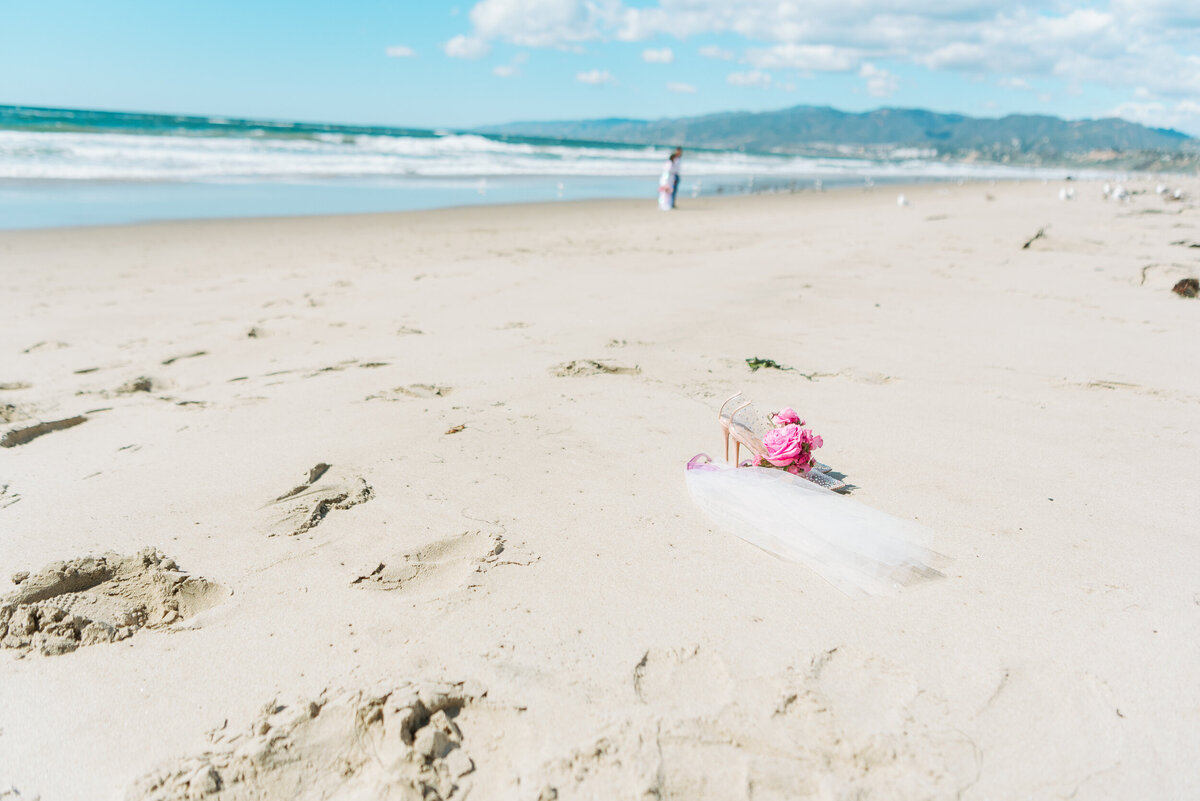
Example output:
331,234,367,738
0,105,1087,229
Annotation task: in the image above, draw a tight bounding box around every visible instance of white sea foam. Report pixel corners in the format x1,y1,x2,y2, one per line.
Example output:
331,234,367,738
0,129,1089,182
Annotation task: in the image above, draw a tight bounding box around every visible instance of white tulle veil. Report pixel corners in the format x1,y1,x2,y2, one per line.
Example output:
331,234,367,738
686,455,945,597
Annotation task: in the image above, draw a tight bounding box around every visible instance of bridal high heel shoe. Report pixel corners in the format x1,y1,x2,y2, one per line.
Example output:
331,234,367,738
718,392,762,465
717,392,846,490
718,392,746,463
718,392,777,466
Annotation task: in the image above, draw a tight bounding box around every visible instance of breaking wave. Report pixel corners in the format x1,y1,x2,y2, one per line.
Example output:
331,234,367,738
0,128,1079,182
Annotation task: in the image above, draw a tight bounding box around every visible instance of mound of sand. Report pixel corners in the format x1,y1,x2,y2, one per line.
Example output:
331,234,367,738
131,682,478,801
0,549,225,657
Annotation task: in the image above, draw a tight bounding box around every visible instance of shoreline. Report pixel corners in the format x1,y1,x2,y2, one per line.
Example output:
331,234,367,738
0,174,1098,234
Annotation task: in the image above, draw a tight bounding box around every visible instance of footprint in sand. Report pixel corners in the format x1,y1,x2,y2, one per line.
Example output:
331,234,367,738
551,360,640,377
0,403,26,424
266,463,373,537
0,549,225,657
352,531,534,596
365,384,453,401
528,646,979,801
130,681,480,801
0,484,20,508
632,645,734,711
116,375,163,394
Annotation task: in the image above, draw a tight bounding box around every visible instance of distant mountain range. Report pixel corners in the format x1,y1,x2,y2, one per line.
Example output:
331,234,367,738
476,105,1195,167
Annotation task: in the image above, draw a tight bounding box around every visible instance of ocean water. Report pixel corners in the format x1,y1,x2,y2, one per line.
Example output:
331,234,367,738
0,105,1088,229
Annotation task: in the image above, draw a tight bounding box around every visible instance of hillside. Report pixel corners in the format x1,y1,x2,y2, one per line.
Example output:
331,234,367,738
476,105,1194,165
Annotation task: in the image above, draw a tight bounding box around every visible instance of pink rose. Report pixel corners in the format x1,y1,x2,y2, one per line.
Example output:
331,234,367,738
762,424,804,466
771,407,803,426
795,429,823,450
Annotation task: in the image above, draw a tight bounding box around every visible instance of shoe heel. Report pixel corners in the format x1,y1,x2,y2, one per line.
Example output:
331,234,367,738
718,392,744,464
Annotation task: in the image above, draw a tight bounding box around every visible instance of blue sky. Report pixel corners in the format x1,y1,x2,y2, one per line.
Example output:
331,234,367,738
2,0,1198,133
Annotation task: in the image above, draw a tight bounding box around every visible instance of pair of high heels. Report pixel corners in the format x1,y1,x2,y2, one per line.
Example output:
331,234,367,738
717,392,845,490
717,392,761,465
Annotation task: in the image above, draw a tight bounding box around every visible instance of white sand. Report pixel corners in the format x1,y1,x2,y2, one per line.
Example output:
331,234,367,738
2,180,1199,799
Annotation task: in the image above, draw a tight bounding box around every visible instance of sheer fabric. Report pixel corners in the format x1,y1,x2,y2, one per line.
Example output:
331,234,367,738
686,455,945,596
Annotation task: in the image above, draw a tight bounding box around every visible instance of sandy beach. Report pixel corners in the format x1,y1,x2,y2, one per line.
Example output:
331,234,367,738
2,180,1199,799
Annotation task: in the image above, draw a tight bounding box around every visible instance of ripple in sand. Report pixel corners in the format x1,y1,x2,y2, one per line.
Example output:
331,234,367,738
161,350,208,366
1,415,88,448
0,549,225,657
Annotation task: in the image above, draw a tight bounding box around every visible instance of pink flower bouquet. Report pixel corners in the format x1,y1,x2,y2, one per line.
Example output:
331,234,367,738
753,407,824,475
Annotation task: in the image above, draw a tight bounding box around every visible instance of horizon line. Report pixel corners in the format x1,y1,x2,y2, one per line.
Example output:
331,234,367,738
2,101,1190,140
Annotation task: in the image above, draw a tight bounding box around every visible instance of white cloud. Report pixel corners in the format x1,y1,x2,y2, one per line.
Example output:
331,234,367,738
859,63,898,97
1110,0,1200,33
444,34,491,59
667,81,697,93
448,0,1200,101
998,77,1031,90
698,44,733,60
611,1,1014,44
493,51,529,77
642,47,674,63
727,70,772,88
576,68,615,85
469,0,615,47
386,45,415,58
1112,99,1200,134
920,42,988,71
746,43,859,71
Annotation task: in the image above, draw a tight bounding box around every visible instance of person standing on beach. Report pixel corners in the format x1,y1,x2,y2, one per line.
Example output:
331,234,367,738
658,148,683,211
672,146,681,205
671,147,683,204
